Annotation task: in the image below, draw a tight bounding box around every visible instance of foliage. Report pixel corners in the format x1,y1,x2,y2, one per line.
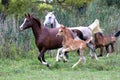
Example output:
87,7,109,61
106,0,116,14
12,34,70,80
7,0,34,15
64,0,93,8
37,3,53,12
85,0,120,33
106,0,120,7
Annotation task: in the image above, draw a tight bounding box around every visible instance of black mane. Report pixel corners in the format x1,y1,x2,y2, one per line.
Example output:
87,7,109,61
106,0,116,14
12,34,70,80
32,16,42,28
97,32,103,37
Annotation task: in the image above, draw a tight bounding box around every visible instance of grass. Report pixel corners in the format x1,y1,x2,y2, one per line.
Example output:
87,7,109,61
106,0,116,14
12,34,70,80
0,51,120,80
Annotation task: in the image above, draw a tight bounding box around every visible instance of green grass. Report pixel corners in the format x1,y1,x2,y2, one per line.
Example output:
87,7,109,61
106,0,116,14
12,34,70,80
0,51,120,80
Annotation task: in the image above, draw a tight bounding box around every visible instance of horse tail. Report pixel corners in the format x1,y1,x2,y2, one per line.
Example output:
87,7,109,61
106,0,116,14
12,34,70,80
114,30,120,37
88,19,103,33
85,37,93,43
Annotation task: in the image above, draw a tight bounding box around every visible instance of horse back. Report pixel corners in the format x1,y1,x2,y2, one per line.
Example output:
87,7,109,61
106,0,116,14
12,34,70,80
94,32,116,47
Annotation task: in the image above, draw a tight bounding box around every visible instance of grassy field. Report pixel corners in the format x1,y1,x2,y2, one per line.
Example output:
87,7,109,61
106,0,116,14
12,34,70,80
0,51,120,80
0,0,120,80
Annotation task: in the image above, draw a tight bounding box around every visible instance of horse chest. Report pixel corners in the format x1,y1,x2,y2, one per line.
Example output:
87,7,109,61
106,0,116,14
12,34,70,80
35,36,50,48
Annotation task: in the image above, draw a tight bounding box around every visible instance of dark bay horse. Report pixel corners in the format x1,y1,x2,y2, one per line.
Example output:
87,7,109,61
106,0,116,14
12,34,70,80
94,31,120,57
19,13,75,67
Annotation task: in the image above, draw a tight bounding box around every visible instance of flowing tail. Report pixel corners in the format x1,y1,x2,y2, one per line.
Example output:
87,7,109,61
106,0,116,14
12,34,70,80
114,30,120,37
88,19,103,33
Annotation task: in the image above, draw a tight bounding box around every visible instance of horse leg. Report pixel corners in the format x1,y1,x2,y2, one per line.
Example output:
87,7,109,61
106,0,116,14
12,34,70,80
86,43,98,60
72,50,86,68
38,48,49,67
98,47,104,57
88,40,95,56
89,49,93,57
111,43,115,52
56,48,63,62
62,48,71,62
106,45,110,57
56,47,69,62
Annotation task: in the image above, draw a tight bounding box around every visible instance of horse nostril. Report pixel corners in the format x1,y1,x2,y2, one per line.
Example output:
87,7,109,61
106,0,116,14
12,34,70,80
56,33,59,37
19,27,23,31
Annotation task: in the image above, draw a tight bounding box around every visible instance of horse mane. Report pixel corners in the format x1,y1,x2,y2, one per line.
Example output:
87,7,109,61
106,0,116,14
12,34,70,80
95,32,104,37
32,15,42,28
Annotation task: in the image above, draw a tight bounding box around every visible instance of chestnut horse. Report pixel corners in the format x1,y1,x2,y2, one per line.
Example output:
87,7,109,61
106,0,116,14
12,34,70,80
19,13,75,67
56,25,93,68
94,31,120,57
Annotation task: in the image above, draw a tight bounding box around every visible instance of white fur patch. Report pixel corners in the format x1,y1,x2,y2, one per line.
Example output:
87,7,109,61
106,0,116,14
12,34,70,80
20,18,27,30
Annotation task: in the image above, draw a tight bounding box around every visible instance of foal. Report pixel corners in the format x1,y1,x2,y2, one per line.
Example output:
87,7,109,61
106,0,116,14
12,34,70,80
56,25,92,68
94,31,120,57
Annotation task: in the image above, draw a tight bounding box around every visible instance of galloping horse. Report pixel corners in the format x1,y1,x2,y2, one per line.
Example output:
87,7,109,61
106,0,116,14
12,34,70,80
94,30,120,57
56,25,93,68
44,11,102,61
19,13,75,67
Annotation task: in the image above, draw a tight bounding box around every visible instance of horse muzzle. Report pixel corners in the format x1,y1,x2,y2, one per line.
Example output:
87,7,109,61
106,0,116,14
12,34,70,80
56,33,60,37
19,27,23,31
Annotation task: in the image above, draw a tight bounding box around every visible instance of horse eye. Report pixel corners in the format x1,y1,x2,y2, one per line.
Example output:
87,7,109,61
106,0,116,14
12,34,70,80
49,17,51,19
26,20,29,22
61,30,63,32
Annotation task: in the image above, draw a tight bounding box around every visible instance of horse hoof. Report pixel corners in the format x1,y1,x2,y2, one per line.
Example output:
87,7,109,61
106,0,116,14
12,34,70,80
46,64,50,67
63,59,68,63
97,55,103,57
56,59,61,62
106,53,110,57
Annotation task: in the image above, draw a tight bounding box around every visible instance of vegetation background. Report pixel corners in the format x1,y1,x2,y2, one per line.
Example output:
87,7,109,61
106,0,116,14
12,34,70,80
0,0,120,80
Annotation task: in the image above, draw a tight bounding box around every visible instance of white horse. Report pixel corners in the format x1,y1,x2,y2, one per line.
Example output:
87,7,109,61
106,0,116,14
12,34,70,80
44,11,61,28
44,11,103,62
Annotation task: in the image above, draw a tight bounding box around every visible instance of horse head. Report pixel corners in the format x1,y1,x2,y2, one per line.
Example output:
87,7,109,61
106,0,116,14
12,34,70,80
56,25,66,36
20,13,41,31
44,11,56,28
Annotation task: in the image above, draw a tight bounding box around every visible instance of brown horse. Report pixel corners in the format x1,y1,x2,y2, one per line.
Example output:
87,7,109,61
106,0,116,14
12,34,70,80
94,31,120,57
19,13,75,67
56,25,98,68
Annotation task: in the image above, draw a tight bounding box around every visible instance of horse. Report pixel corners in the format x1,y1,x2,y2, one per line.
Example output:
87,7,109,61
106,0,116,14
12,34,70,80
19,13,75,67
44,11,102,61
56,25,93,68
94,30,120,57
44,11,61,28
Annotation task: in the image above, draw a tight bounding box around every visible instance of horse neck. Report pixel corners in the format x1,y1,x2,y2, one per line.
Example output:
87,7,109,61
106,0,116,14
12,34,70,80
94,33,103,42
54,19,61,28
63,30,73,42
31,20,44,40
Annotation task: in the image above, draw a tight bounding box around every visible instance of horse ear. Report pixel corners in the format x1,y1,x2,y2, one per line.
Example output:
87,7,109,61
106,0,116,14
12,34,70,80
25,14,27,17
61,25,66,29
51,11,54,14
27,13,31,18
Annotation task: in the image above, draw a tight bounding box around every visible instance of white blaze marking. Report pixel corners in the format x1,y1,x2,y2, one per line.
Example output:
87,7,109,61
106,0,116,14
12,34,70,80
20,18,27,30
